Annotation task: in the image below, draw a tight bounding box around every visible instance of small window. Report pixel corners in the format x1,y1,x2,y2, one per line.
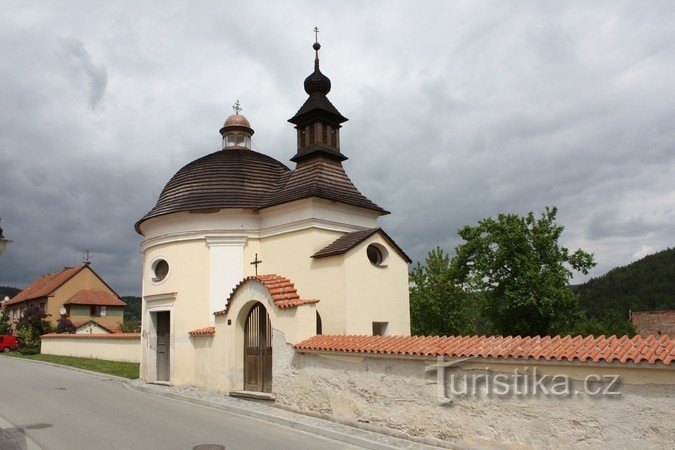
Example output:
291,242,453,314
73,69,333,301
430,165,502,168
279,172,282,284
91,306,102,317
330,126,337,146
225,135,236,148
373,322,388,336
309,124,315,144
366,243,388,267
235,134,245,147
152,259,169,282
316,311,322,335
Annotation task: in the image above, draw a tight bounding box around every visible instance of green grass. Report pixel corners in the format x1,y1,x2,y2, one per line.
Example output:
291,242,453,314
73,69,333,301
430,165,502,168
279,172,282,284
3,352,140,379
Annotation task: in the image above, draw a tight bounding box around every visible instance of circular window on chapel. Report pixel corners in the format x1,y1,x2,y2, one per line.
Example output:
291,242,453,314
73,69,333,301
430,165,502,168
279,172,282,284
366,244,388,267
151,259,170,282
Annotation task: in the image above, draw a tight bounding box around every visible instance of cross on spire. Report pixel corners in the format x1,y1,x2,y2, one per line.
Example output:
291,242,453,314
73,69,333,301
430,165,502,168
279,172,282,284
250,253,263,276
313,26,319,42
232,99,243,115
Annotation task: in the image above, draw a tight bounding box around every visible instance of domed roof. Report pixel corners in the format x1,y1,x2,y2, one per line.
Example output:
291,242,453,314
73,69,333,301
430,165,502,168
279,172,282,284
135,149,290,233
224,113,251,128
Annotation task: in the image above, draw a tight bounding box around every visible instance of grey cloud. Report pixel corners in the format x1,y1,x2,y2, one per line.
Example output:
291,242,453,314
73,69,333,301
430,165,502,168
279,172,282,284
62,39,108,110
1,0,674,294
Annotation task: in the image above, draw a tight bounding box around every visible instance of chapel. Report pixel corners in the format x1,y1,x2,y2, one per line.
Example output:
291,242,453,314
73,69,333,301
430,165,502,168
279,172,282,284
135,36,411,393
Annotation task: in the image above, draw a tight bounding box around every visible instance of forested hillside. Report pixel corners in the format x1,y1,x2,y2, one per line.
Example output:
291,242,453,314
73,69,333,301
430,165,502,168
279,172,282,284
0,286,21,299
575,247,675,318
122,296,141,322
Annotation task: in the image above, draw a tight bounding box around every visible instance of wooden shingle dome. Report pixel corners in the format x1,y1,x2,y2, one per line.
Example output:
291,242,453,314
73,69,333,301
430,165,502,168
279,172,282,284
135,149,290,233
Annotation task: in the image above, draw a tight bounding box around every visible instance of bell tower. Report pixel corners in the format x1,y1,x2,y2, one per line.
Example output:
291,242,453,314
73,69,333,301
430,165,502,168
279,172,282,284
288,28,348,162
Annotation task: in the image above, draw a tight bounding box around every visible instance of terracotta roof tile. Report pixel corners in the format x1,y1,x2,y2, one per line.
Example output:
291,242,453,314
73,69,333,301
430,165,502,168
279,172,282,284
64,289,126,307
5,266,83,306
189,326,216,336
214,274,319,316
294,334,675,366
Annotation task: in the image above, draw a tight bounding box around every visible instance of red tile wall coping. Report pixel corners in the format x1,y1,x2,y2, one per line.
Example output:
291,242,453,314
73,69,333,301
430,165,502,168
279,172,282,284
188,326,216,336
41,333,140,339
214,274,319,316
294,334,675,365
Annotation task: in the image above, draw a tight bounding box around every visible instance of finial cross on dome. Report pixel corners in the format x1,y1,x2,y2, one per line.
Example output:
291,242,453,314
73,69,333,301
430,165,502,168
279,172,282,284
232,99,243,115
313,26,319,42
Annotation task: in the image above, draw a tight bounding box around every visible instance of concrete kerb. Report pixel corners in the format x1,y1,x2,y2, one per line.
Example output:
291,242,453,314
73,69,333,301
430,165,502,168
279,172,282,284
127,381,449,450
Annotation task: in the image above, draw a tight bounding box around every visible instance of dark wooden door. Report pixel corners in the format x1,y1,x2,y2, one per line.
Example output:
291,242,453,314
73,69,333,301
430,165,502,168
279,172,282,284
244,303,272,392
156,311,170,382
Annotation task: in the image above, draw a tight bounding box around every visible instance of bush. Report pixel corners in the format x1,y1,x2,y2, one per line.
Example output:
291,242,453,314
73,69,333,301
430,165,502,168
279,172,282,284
19,346,40,355
55,317,76,334
15,306,53,350
118,320,141,333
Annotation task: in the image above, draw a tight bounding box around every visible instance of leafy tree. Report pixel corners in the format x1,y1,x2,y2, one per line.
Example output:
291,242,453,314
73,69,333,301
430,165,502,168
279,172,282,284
55,317,76,334
410,247,476,336
569,310,636,338
118,320,141,333
0,308,11,335
15,305,53,349
453,207,596,337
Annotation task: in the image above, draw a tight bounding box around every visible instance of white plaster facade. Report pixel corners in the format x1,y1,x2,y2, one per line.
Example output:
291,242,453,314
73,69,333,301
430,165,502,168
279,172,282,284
138,197,411,388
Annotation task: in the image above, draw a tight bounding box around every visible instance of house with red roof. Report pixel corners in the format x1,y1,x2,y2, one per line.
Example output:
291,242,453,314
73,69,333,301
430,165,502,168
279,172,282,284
3,263,126,333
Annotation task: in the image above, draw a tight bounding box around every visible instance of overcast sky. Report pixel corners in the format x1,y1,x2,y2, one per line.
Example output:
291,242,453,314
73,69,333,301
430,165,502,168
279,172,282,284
1,1,674,296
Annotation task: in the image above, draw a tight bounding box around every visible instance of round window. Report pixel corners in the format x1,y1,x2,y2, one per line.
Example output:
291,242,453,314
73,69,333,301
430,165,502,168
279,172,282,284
152,259,169,282
367,244,387,266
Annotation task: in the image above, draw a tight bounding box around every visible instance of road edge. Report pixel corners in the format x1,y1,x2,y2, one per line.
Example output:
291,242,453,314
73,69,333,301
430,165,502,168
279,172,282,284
127,382,454,449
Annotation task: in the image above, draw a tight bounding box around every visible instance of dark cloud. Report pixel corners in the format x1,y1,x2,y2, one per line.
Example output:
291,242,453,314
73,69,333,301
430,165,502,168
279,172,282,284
1,1,674,295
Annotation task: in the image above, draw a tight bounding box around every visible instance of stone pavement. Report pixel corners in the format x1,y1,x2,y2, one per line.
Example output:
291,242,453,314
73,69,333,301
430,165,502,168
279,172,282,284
128,380,454,449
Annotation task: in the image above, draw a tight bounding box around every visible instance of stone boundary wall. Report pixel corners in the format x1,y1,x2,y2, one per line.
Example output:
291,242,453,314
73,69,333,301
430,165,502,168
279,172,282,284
273,335,674,449
41,333,141,363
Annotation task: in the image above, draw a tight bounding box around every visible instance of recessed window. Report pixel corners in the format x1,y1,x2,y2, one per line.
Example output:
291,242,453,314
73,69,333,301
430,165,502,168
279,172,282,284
366,243,388,267
152,259,170,282
91,306,102,317
316,311,322,335
373,322,388,336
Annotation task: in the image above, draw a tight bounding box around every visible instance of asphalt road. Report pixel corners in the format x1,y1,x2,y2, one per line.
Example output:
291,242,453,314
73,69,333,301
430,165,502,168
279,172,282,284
0,357,356,450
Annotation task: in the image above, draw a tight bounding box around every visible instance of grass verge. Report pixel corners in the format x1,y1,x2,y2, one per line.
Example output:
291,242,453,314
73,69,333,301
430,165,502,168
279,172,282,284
3,352,139,379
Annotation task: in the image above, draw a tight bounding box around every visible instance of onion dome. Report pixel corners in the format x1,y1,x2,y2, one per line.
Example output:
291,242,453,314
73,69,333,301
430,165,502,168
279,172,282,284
135,149,290,233
303,42,331,95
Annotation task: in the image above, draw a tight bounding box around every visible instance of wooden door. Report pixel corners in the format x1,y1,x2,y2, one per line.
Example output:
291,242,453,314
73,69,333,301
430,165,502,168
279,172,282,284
156,311,170,382
244,303,272,392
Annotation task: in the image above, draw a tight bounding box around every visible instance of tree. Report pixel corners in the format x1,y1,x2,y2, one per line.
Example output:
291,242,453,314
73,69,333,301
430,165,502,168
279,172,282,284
453,207,595,337
55,317,76,334
410,247,476,336
15,305,53,349
0,308,11,334
118,320,141,333
569,310,636,338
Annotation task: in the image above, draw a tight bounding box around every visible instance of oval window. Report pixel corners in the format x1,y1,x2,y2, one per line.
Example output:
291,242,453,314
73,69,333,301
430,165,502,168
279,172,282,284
152,259,169,282
367,244,388,267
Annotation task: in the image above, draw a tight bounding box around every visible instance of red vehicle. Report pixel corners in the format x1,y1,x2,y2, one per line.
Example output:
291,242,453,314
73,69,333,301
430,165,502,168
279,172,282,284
0,335,19,352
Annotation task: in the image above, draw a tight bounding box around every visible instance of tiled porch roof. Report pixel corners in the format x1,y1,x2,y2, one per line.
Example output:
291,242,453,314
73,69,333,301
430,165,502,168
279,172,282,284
214,274,319,316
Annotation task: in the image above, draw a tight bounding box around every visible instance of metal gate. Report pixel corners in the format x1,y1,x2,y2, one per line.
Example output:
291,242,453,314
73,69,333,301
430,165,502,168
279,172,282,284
243,303,272,392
